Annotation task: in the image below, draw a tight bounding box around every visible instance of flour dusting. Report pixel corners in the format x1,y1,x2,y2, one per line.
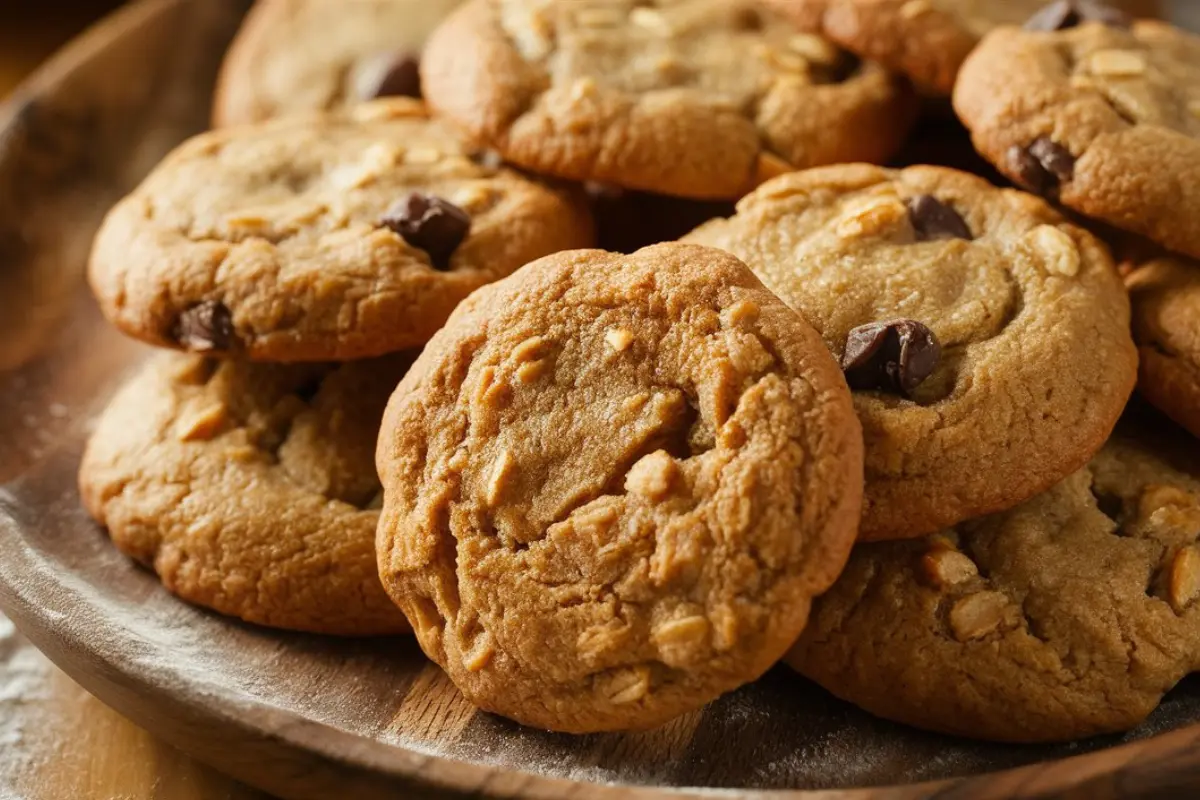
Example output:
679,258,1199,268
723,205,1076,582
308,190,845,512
0,613,52,792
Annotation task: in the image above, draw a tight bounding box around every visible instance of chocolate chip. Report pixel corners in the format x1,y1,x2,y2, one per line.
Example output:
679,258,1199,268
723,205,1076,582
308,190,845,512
175,301,235,352
1024,1,1129,31
905,195,972,241
841,320,941,396
1030,137,1076,182
358,52,422,100
1008,146,1052,195
1008,137,1076,195
381,192,471,269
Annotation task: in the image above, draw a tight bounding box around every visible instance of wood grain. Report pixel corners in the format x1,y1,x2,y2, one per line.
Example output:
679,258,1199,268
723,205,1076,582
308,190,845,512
3,1,1200,799
0,7,260,798
0,613,266,800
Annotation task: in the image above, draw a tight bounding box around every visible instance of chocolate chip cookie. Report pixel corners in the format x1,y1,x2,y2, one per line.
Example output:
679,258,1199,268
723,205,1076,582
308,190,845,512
1127,257,1200,439
421,0,916,199
788,416,1200,742
213,0,463,126
685,164,1136,540
89,99,594,362
376,243,864,732
764,0,1054,95
955,15,1200,259
79,353,413,636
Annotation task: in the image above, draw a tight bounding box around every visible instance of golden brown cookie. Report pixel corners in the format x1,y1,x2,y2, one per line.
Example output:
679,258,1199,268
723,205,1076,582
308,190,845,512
685,164,1136,540
376,243,864,732
954,16,1200,259
421,0,916,199
1127,257,1200,439
765,0,1052,95
79,353,412,636
214,0,465,126
788,415,1200,743
89,99,594,362
766,0,1158,96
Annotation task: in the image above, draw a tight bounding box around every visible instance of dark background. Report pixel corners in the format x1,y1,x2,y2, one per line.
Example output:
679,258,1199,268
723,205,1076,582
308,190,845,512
0,1,124,96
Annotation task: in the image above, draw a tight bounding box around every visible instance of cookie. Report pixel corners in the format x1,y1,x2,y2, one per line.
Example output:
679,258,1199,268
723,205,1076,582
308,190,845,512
89,99,594,362
376,243,864,732
764,0,1053,95
787,416,1200,742
1127,257,1200,439
767,0,1159,96
213,0,463,126
79,353,412,636
685,164,1136,540
421,0,916,200
954,16,1200,259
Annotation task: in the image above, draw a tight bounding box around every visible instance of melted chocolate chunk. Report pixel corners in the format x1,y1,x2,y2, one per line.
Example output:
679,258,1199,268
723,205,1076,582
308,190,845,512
1009,137,1076,195
906,195,972,241
175,301,236,353
842,320,942,396
381,192,471,269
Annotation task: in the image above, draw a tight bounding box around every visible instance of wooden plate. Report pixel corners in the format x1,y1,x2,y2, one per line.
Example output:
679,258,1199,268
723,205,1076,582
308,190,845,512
4,1,1200,798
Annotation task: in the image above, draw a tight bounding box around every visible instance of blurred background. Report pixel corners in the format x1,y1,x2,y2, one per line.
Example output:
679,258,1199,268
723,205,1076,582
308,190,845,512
0,1,1193,99
0,2,124,95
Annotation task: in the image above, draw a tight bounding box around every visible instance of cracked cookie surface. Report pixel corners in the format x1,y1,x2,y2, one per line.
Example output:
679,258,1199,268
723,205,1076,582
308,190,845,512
213,0,464,126
787,415,1200,742
954,19,1200,259
79,352,413,636
685,164,1136,540
89,99,595,362
375,243,863,732
421,0,915,199
1127,257,1200,439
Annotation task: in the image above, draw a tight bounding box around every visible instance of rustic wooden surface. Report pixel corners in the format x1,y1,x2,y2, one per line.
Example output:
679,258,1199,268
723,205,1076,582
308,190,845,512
0,4,264,799
4,2,1200,800
0,618,266,800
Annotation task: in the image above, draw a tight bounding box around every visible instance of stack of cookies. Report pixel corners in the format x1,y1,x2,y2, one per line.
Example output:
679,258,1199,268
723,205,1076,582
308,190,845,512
76,0,1200,744
78,97,595,636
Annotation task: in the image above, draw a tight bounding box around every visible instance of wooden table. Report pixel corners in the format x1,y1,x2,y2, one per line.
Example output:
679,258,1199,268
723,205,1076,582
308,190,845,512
0,616,267,799
0,5,265,799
